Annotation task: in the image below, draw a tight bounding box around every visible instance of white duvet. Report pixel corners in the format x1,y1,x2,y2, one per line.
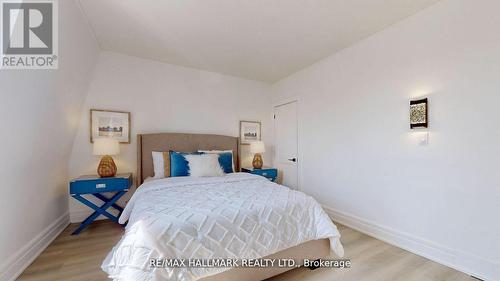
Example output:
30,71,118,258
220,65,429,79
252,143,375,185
102,173,344,281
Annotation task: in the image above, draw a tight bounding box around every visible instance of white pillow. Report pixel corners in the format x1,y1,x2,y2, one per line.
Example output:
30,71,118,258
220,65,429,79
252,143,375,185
152,151,170,178
184,154,224,177
198,149,235,172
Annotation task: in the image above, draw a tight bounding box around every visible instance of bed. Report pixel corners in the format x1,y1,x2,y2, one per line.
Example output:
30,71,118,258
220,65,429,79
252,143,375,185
101,133,344,281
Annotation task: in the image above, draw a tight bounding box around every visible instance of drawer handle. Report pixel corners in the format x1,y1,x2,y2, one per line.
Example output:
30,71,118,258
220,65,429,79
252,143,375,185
96,183,106,189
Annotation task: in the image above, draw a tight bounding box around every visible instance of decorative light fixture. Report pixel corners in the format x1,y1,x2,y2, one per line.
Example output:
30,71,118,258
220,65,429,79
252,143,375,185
410,98,428,129
93,138,120,177
250,141,265,169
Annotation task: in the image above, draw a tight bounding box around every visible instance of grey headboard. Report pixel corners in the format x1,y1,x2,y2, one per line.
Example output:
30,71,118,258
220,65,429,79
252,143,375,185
137,133,239,185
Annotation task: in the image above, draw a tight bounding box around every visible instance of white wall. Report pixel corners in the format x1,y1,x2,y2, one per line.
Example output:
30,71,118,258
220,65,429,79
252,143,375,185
0,1,100,279
68,52,272,222
271,0,499,279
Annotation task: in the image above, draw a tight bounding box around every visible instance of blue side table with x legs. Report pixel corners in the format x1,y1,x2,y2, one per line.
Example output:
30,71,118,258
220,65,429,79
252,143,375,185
70,173,132,235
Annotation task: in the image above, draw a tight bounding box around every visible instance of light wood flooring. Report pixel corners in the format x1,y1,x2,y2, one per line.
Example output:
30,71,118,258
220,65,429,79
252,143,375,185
17,220,476,281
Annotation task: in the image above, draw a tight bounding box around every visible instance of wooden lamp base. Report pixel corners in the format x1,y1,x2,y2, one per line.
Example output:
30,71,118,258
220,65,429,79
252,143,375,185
98,155,117,177
252,153,263,169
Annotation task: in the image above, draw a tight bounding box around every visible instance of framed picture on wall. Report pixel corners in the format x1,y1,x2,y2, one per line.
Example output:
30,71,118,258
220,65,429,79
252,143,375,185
90,109,131,143
240,120,261,145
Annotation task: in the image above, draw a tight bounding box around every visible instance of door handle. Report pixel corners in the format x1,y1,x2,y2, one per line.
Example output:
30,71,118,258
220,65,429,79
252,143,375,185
288,157,297,162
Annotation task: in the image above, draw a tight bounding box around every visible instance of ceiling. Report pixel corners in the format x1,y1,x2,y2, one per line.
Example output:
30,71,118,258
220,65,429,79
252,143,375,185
79,0,440,82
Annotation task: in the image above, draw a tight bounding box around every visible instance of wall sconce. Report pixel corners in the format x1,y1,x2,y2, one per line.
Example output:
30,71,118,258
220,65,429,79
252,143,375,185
410,98,428,129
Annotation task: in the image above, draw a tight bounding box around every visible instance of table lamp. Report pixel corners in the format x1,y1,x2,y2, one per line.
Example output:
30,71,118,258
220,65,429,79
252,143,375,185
250,141,265,169
93,138,120,177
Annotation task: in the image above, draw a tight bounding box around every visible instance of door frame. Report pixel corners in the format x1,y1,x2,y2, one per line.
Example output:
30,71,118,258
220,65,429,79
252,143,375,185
273,98,300,191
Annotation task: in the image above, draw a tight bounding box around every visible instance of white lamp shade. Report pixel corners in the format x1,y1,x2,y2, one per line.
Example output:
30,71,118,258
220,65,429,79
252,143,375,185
93,138,120,156
250,141,265,154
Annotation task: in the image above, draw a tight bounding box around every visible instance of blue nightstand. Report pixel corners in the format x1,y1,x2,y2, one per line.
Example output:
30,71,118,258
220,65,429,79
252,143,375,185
241,167,278,182
70,173,132,235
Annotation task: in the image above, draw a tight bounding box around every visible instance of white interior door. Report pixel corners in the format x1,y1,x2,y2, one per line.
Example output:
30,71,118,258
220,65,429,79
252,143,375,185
274,101,298,190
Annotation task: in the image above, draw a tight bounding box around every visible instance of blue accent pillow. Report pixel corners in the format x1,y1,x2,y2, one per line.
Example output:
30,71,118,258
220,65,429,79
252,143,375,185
217,152,234,173
170,151,202,177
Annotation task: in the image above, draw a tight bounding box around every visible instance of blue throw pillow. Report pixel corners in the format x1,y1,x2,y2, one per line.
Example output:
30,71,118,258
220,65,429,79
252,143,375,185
217,152,234,173
170,151,202,177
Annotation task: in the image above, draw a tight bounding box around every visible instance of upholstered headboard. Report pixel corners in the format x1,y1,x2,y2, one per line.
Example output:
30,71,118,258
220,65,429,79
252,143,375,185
137,133,239,185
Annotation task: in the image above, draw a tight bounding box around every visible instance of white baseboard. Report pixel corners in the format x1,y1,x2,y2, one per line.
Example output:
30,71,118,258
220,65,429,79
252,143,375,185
0,212,70,281
323,205,499,281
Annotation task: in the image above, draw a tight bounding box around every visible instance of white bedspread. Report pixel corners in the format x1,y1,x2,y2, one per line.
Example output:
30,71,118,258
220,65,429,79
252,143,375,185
102,173,344,281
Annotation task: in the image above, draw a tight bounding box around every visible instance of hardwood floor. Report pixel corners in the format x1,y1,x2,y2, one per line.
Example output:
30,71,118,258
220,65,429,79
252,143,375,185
17,220,475,281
